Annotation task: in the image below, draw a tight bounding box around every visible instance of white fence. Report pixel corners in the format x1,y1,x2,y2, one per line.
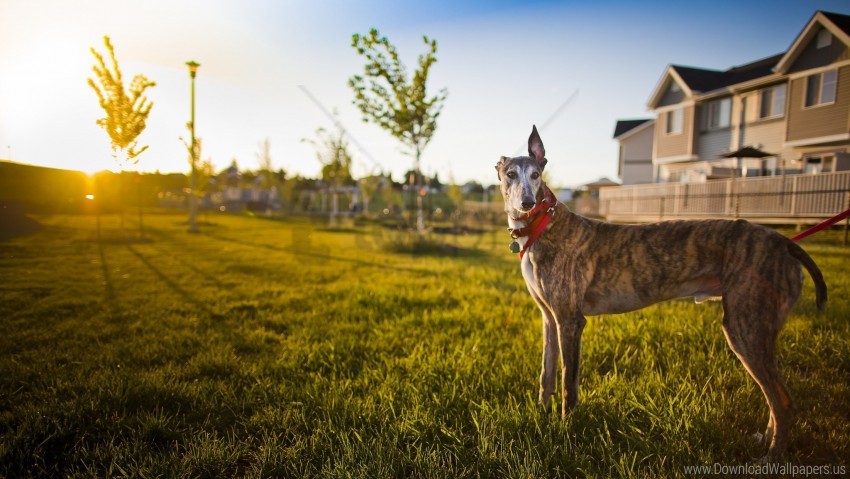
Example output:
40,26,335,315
599,171,850,224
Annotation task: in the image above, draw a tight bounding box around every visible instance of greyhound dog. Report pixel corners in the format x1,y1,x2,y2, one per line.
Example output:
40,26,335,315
496,125,827,459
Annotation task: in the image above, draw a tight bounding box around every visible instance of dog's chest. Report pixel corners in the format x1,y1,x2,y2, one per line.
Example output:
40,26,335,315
509,217,544,296
521,254,544,298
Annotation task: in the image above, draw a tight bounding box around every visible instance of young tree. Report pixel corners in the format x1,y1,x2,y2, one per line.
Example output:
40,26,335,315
180,134,207,219
349,28,448,232
358,174,385,216
88,36,156,236
256,138,274,185
303,126,353,227
255,138,279,212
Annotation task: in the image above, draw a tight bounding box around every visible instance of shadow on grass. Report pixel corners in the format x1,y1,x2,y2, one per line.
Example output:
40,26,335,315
126,245,213,315
95,235,154,245
315,227,363,234
0,208,42,241
147,241,227,290
203,231,440,277
97,241,116,313
383,236,488,258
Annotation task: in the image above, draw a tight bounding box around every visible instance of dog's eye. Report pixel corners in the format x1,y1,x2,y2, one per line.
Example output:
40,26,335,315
506,171,517,179
531,172,540,180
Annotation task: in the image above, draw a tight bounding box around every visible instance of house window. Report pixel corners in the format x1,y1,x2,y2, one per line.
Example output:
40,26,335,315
665,108,683,135
703,98,731,130
759,84,786,119
805,70,837,107
817,29,832,49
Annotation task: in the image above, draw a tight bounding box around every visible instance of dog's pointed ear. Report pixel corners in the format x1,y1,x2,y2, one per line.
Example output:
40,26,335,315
495,156,507,180
528,125,547,169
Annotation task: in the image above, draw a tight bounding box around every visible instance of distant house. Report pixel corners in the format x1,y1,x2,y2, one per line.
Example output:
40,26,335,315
613,119,654,185
572,177,619,218
212,161,279,212
617,10,850,183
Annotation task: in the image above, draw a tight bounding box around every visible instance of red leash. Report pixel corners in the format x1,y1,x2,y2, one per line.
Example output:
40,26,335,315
791,208,850,242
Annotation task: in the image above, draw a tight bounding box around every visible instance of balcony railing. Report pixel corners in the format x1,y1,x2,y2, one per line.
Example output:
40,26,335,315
598,171,850,224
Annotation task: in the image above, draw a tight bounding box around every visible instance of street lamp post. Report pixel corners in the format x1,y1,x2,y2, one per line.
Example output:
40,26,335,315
186,61,200,233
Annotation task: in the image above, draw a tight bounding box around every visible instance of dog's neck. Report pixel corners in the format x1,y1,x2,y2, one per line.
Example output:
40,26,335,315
508,216,531,248
506,185,558,257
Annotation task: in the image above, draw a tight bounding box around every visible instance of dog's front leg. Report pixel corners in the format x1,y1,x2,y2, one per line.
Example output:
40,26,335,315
538,305,558,413
556,311,586,417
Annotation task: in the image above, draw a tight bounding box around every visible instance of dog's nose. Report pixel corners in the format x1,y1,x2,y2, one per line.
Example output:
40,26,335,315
521,200,536,210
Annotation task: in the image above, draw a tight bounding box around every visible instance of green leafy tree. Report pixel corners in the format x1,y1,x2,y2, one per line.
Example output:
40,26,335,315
358,174,388,216
349,28,447,231
196,156,215,198
447,174,464,216
88,36,156,236
180,134,207,211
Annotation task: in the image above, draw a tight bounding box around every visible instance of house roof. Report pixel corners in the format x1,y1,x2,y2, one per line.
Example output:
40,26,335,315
776,10,850,73
651,54,783,105
821,11,850,36
613,119,653,139
581,177,620,189
649,10,850,109
669,65,727,93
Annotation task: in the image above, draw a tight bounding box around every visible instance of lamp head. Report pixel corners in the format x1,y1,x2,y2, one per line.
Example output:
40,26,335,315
186,61,200,77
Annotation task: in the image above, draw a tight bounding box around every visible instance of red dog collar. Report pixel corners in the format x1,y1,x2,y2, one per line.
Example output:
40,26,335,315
509,187,557,259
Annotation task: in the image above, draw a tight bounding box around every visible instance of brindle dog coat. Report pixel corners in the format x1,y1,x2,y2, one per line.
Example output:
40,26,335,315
496,126,827,459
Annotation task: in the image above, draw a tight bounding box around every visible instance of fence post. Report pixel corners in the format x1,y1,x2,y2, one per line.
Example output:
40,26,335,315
673,184,680,215
632,189,637,215
734,177,742,219
844,190,850,246
725,179,733,216
659,196,665,221
790,176,798,217
732,178,741,219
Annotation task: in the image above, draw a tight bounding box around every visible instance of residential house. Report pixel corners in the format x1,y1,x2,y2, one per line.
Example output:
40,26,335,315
613,119,655,184
626,10,850,183
212,161,280,212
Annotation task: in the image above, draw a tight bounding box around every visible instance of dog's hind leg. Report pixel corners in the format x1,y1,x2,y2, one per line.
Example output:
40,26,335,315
721,291,797,459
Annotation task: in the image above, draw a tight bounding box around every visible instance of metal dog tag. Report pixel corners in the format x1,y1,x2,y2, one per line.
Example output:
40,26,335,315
509,241,520,254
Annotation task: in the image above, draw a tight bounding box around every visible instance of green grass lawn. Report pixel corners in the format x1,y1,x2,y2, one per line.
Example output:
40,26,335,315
1,213,848,478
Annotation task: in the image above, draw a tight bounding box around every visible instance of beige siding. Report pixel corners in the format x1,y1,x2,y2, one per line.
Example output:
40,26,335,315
743,118,789,158
621,162,653,185
786,65,850,142
622,124,654,161
788,28,850,73
656,106,693,158
620,124,654,184
697,128,733,159
658,82,685,107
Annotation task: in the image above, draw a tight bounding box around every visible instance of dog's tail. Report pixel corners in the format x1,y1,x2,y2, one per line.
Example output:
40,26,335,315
787,241,827,311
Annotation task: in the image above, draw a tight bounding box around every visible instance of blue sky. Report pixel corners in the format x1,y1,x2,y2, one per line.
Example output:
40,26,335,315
2,0,850,187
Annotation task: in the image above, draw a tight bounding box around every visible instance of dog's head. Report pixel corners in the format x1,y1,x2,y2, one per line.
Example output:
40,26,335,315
495,125,548,216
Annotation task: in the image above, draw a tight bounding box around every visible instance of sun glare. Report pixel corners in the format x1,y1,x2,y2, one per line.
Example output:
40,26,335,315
0,24,115,175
